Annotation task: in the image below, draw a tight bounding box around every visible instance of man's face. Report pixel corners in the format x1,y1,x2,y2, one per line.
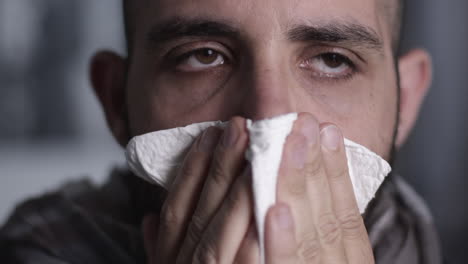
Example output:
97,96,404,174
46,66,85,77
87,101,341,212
125,0,398,160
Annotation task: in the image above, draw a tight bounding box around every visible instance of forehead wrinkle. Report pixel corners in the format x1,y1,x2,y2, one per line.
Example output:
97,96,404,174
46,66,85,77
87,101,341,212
289,19,382,44
144,16,243,52
140,0,392,50
280,1,389,45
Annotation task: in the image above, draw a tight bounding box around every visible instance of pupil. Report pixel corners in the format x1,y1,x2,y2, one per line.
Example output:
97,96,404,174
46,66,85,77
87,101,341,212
323,54,343,68
196,49,217,64
203,49,214,57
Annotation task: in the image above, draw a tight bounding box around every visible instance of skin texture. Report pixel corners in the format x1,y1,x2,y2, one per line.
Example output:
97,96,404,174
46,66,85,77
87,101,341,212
90,0,432,262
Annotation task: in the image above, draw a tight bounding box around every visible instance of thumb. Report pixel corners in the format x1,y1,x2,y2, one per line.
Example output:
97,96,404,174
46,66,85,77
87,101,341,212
264,203,298,264
142,214,159,264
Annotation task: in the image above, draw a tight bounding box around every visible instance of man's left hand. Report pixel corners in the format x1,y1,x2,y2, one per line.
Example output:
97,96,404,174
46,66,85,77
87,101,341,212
237,113,375,263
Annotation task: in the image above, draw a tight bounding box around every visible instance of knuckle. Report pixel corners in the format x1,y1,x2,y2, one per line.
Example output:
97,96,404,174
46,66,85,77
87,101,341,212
303,154,323,181
160,202,181,228
180,160,197,180
187,214,205,244
286,177,308,197
298,230,321,262
209,155,230,188
337,209,364,239
193,239,218,264
328,165,348,181
317,212,341,245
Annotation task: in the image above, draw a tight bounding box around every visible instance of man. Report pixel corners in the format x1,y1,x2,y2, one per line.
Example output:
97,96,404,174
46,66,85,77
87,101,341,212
0,0,442,263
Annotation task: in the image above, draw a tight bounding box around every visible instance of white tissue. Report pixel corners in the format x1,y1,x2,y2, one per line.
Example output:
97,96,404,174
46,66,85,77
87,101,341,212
126,113,391,263
245,114,297,262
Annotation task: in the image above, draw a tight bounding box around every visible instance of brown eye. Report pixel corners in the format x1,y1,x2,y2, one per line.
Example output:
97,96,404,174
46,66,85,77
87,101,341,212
194,49,219,64
300,52,355,79
177,48,226,71
321,53,346,68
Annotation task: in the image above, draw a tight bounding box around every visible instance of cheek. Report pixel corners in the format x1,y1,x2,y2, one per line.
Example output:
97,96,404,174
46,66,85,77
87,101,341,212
294,73,397,160
155,69,230,109
125,53,177,135
341,75,398,160
373,85,399,159
127,66,238,135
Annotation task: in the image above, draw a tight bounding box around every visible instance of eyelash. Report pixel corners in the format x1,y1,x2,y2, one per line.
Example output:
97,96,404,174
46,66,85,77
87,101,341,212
168,44,233,72
176,49,225,64
170,45,359,82
299,52,358,81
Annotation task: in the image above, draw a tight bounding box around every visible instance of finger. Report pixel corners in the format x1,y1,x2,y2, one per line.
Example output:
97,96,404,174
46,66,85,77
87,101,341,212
320,124,374,263
234,224,260,263
142,214,159,264
180,117,248,259
296,114,347,263
156,127,222,263
188,168,253,264
277,115,320,262
264,204,298,264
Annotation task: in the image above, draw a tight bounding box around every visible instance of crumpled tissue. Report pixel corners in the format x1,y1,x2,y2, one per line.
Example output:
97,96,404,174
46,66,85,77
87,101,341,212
126,113,391,264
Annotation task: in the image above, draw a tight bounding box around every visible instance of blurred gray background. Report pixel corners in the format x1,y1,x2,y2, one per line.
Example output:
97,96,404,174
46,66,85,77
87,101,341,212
0,0,466,262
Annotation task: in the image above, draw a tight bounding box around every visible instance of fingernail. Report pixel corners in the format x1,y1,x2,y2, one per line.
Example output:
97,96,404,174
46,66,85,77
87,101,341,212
275,204,293,230
199,128,219,152
223,122,238,147
300,117,318,146
320,125,342,151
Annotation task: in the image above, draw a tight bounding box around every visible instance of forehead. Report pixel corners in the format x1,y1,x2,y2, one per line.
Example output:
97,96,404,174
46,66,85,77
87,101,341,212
134,0,391,51
137,0,390,47
146,0,379,28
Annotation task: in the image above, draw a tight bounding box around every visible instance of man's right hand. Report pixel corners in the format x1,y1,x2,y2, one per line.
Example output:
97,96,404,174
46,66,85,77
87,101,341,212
142,117,258,263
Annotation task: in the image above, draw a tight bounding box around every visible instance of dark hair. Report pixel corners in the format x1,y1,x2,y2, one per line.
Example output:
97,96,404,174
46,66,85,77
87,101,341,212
123,0,405,56
392,0,406,55
123,0,135,56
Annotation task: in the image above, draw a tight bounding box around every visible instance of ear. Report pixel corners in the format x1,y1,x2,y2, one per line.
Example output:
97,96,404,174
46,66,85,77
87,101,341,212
395,49,432,147
89,50,129,147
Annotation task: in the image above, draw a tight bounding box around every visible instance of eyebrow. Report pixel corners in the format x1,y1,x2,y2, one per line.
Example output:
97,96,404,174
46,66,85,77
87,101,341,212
146,17,383,53
287,23,383,52
147,18,239,45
